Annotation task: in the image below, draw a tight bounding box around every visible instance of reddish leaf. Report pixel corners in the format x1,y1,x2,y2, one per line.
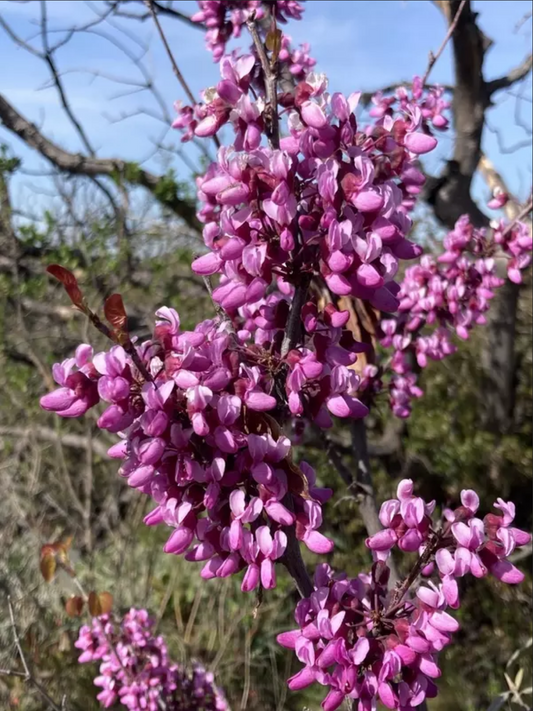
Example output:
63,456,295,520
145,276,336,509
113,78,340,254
104,294,128,340
46,264,84,311
98,592,113,615
88,590,102,616
40,547,57,582
65,596,84,617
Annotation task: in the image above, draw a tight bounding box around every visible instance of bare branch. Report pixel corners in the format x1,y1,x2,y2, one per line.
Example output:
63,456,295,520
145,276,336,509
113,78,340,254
421,0,467,87
0,93,200,230
144,0,221,150
4,597,63,711
486,54,533,96
0,425,112,459
106,0,198,28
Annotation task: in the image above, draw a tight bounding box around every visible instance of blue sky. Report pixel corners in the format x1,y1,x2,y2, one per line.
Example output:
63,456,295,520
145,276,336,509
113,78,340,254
1,0,531,216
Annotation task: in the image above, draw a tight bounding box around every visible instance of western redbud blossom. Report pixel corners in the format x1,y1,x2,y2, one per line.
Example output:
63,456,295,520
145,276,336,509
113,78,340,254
76,608,228,710
176,2,445,316
192,0,305,62
487,187,509,210
182,71,442,315
378,213,532,417
279,481,530,710
40,308,340,590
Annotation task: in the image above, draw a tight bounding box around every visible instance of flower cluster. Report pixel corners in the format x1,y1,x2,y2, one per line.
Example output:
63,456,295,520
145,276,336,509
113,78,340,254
175,0,447,321
41,308,340,591
379,213,532,417
75,608,228,710
492,215,532,284
192,0,305,62
370,76,450,131
367,480,530,586
279,481,531,710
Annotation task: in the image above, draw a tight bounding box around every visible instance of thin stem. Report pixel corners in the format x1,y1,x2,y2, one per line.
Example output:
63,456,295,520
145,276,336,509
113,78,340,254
421,0,467,87
385,532,442,615
351,420,400,588
246,18,280,149
500,196,532,238
144,0,221,149
6,597,63,711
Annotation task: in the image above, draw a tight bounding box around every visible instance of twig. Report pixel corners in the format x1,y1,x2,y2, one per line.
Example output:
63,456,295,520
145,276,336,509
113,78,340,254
351,420,400,588
500,196,533,238
144,0,221,150
5,597,63,711
246,18,280,149
107,0,198,28
421,0,467,87
39,1,96,156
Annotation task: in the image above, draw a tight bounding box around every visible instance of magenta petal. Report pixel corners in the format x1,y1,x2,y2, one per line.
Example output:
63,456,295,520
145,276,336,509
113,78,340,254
430,610,459,633
217,552,241,578
490,560,525,584
191,252,222,275
378,682,398,710
351,636,370,665
220,284,248,311
366,529,397,552
405,132,438,154
245,390,277,411
326,394,352,418
164,526,194,554
195,115,220,137
260,558,276,589
127,465,155,488
418,654,441,678
40,388,76,412
276,630,301,649
265,500,295,526
241,563,260,592
322,689,345,711
353,186,384,212
288,666,317,691
301,101,327,128
325,272,353,296
357,263,384,289
303,530,335,554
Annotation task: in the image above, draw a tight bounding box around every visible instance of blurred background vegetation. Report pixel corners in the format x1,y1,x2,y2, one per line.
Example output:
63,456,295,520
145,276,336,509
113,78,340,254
0,1,531,710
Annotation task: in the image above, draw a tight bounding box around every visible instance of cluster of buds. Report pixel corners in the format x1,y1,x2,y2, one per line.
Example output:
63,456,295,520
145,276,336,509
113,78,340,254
75,608,228,710
279,480,531,710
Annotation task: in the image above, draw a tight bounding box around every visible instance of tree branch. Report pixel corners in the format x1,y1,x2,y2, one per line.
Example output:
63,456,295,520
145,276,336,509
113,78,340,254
106,0,198,28
0,425,111,459
0,93,201,231
421,0,467,86
4,596,63,711
486,53,533,96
